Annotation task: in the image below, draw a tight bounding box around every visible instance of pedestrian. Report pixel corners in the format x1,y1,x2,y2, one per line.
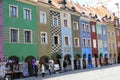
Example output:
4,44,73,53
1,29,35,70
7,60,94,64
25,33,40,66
34,64,38,77
41,63,46,77
63,60,67,72
48,62,53,75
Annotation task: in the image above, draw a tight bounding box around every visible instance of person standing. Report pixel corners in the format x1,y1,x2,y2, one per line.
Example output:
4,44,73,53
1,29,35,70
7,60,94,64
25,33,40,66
41,63,46,77
63,60,67,72
34,64,38,77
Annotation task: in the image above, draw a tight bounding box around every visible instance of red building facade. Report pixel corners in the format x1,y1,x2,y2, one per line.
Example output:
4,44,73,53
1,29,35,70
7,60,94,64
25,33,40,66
90,20,98,66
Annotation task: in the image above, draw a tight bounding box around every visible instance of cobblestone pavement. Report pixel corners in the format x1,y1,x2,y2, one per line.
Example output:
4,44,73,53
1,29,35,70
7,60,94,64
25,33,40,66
15,64,120,80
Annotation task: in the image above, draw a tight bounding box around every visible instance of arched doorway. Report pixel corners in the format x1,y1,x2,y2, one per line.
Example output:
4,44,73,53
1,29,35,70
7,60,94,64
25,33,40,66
7,56,20,71
109,54,112,64
93,54,98,67
118,53,120,63
83,54,86,69
52,53,62,71
113,54,116,64
64,54,71,65
8,56,19,64
39,56,49,64
88,54,92,68
39,56,50,70
74,54,81,69
104,54,108,65
99,53,103,66
25,56,36,76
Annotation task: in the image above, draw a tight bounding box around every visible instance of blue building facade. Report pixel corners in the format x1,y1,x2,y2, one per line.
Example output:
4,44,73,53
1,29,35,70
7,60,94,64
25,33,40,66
80,17,92,68
61,11,74,70
101,23,109,64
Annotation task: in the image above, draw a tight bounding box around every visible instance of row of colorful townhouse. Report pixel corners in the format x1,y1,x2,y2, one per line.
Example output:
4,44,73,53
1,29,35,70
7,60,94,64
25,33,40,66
0,0,120,75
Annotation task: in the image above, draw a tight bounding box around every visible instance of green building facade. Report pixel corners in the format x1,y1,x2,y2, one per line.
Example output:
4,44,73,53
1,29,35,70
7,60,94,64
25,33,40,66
2,0,38,61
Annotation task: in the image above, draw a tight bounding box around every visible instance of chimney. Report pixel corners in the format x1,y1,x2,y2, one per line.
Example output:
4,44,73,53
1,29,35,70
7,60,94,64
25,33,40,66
89,13,92,18
61,0,66,9
48,0,52,5
71,6,75,12
108,16,111,22
82,12,85,16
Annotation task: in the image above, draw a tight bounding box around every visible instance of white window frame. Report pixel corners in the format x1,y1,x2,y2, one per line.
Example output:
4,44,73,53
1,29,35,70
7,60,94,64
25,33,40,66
82,23,86,31
104,41,107,48
40,11,46,24
23,8,32,20
9,28,19,43
103,29,106,35
82,38,86,47
24,29,32,43
73,22,78,30
9,4,18,18
64,36,70,46
86,24,90,32
53,35,60,45
87,38,91,47
93,39,97,48
63,19,68,27
92,25,95,32
74,38,79,47
40,32,48,44
117,30,120,36
111,32,115,37
118,41,120,48
52,16,58,26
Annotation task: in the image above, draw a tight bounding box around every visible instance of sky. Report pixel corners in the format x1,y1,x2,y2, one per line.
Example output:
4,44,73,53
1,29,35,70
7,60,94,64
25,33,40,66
71,0,94,5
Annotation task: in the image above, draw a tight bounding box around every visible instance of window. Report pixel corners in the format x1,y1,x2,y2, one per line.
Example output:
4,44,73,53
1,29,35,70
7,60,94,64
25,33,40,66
103,29,106,35
24,30,32,43
92,25,95,32
82,23,85,31
86,24,90,32
10,28,19,42
74,38,79,47
83,38,86,47
112,32,114,37
64,19,68,27
107,31,110,37
113,43,115,48
65,36,69,46
117,30,119,36
9,5,18,18
40,11,46,23
52,16,58,26
118,41,120,48
104,41,107,48
53,35,59,45
24,8,31,20
109,43,111,49
93,39,97,48
41,32,47,44
73,22,78,30
87,38,91,47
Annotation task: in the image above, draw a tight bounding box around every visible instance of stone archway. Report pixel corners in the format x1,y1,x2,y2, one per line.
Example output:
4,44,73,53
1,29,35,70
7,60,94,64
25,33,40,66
93,54,98,67
7,56,20,71
25,56,36,76
99,53,103,65
39,56,49,64
113,54,116,64
104,54,108,65
64,54,71,65
118,53,120,63
74,54,81,69
8,56,19,64
83,54,86,69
